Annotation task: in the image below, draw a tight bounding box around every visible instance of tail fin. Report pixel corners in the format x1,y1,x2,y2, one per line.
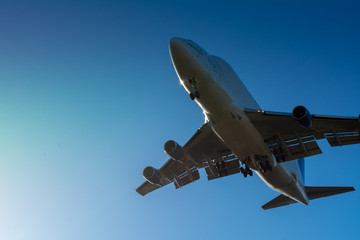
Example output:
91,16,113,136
298,158,305,184
262,186,355,210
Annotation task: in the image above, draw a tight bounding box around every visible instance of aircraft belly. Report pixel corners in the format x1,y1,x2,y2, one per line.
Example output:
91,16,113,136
208,110,301,197
209,111,269,160
255,165,293,189
256,164,309,204
187,52,308,204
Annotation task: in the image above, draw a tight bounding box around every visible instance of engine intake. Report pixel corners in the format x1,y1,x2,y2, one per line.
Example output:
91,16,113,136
164,140,185,162
292,105,312,128
143,166,164,186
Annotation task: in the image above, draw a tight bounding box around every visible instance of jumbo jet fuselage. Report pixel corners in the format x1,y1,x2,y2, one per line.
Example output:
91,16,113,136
169,37,309,205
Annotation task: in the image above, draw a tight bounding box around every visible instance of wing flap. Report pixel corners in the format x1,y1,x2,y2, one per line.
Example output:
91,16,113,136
174,167,200,189
324,131,360,147
205,158,242,180
266,135,322,163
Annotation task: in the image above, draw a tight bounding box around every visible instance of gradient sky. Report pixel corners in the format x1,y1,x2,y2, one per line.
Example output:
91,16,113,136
0,1,359,239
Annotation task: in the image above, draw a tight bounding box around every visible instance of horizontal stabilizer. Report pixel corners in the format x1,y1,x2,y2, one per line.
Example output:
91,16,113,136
262,186,355,210
305,186,355,200
262,194,297,210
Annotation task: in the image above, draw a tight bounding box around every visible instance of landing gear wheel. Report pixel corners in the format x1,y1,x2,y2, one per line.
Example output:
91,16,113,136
242,165,252,178
195,91,200,98
188,78,199,101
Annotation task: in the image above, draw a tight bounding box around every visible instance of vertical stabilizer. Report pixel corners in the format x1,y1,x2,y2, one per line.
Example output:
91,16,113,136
298,158,305,184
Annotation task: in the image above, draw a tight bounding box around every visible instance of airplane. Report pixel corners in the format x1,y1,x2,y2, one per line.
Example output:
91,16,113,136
136,37,359,209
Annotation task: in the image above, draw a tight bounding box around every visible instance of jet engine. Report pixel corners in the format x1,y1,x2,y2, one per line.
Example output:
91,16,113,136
164,140,186,162
143,166,164,186
292,105,312,128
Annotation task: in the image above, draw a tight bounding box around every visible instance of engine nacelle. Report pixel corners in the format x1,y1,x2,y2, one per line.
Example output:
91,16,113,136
164,140,185,162
292,105,312,128
143,166,164,186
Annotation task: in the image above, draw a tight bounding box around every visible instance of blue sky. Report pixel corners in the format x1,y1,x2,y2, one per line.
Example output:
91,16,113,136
0,1,359,239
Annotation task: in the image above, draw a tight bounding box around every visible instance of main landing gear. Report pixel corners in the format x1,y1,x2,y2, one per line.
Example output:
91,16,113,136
240,166,253,178
188,78,200,100
259,160,272,173
215,161,228,177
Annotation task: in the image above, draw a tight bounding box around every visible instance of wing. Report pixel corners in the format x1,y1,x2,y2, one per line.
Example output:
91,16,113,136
136,122,242,196
245,108,360,163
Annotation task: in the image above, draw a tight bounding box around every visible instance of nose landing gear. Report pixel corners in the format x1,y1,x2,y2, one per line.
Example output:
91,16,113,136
188,78,200,100
190,91,200,100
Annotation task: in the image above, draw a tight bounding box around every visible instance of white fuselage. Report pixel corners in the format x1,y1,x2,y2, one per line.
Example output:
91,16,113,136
169,38,309,205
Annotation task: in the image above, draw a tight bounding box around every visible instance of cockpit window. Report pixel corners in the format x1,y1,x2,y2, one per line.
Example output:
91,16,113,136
187,40,206,55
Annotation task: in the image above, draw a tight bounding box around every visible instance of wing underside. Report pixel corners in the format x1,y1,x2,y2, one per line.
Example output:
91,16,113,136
137,109,359,196
245,109,360,163
136,123,243,196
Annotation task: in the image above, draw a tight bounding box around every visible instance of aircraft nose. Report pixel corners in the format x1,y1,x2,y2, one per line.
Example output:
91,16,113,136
169,37,187,57
169,37,195,81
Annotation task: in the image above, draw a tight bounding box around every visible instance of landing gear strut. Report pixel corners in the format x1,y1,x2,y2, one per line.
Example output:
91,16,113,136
188,78,200,100
259,160,272,173
240,166,253,178
215,161,228,177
